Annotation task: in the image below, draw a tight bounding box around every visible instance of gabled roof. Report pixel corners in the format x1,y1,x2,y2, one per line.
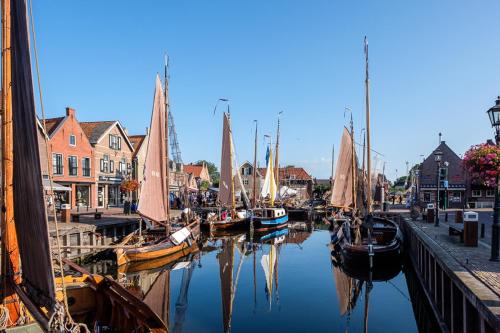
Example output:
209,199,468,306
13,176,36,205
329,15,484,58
258,166,312,181
239,161,262,177
184,164,205,177
129,134,146,156
80,120,133,150
42,117,66,137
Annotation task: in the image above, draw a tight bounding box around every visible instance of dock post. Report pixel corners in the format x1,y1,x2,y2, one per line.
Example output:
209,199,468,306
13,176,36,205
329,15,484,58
480,223,485,238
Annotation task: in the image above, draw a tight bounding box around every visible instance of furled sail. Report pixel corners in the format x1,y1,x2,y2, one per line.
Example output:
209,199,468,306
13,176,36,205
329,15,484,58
11,0,56,309
218,112,233,207
331,127,353,208
137,76,168,223
260,146,277,206
218,239,235,333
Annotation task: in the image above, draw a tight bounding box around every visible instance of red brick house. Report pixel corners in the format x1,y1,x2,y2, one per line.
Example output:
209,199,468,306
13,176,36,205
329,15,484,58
44,107,95,208
258,166,313,200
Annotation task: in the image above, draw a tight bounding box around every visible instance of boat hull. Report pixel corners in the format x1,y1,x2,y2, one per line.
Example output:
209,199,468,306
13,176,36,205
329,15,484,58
253,214,289,232
203,217,249,232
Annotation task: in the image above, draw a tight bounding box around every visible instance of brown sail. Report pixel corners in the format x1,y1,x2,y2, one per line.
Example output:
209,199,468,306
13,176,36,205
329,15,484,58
218,112,233,207
137,75,168,223
330,127,354,208
10,0,56,310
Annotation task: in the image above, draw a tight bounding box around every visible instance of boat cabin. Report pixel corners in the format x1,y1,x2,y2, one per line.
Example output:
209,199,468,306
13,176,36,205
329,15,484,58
257,207,287,218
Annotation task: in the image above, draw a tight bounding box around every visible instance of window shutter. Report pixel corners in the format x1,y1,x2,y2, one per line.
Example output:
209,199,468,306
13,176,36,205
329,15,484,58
100,159,104,172
110,160,114,172
118,137,121,150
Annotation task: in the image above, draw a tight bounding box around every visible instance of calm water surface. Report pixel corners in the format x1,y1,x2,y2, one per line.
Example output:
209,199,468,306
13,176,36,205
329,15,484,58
90,222,433,333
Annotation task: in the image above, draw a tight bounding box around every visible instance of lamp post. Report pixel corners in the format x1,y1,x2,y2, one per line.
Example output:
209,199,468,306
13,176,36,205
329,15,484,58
487,96,500,261
434,149,443,226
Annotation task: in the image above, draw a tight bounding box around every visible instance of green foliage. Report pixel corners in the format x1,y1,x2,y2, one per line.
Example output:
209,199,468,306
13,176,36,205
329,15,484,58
195,160,220,183
200,180,210,191
393,176,407,187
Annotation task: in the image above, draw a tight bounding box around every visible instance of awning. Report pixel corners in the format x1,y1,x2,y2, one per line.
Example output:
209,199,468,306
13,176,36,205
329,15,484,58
43,179,72,192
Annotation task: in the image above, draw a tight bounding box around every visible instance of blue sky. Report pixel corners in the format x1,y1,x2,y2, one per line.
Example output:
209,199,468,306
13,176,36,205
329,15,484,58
31,1,500,180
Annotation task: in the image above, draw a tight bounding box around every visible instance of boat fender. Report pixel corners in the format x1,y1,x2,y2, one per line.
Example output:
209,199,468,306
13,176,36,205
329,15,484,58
368,244,374,256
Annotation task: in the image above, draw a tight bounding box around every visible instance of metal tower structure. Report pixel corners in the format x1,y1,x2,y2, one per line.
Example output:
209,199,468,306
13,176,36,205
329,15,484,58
168,110,183,164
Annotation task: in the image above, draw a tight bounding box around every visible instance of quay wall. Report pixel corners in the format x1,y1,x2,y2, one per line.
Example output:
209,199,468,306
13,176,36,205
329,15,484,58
400,217,499,333
49,219,138,261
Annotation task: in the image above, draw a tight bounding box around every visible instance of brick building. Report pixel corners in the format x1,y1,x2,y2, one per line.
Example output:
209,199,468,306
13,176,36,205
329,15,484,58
418,141,466,209
43,108,95,208
234,161,262,201
80,120,134,208
184,163,212,187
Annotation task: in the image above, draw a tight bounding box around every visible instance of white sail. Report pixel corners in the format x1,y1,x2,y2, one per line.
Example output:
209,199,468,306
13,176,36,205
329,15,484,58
260,146,277,205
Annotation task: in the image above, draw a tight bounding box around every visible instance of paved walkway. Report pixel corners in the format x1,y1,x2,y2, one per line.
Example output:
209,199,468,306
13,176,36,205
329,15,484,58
411,218,500,297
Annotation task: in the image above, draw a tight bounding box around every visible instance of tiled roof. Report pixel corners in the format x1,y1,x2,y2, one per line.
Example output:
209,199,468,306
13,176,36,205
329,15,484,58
80,121,116,144
129,135,146,155
184,164,204,177
258,166,312,181
42,117,65,136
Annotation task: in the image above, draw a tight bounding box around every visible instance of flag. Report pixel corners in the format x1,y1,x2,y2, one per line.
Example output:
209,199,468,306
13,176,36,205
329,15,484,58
265,146,270,166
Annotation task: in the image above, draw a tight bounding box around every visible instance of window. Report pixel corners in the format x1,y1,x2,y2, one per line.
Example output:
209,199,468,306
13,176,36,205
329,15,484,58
423,193,431,202
69,134,76,146
243,178,249,185
109,134,121,150
119,158,127,175
100,155,109,173
82,157,91,177
472,190,481,197
68,156,78,176
110,160,114,173
241,166,251,176
485,189,495,197
52,153,63,175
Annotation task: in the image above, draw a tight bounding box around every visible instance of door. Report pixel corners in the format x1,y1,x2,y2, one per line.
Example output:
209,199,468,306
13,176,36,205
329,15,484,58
97,186,104,208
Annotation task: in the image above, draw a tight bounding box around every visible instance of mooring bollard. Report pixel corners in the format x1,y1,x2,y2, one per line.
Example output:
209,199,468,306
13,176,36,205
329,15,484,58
445,212,448,222
480,223,485,238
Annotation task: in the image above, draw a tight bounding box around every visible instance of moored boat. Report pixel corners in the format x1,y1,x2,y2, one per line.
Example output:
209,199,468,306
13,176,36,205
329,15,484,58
252,207,289,232
202,102,251,232
116,66,200,267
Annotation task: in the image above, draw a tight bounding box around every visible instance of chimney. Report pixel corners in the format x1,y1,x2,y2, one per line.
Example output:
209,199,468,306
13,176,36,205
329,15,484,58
66,107,75,117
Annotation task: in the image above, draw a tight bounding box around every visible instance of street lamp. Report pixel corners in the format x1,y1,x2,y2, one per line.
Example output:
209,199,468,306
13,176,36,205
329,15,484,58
434,149,443,226
487,96,500,261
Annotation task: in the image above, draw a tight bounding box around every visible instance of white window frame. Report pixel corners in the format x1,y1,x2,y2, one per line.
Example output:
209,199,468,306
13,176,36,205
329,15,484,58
68,155,78,176
243,178,249,186
485,189,495,197
82,157,91,177
52,153,64,175
69,134,76,147
471,190,481,198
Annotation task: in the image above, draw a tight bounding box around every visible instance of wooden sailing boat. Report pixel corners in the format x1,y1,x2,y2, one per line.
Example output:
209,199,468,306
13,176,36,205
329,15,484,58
0,1,166,331
203,108,250,232
115,72,200,267
252,139,288,232
330,37,401,273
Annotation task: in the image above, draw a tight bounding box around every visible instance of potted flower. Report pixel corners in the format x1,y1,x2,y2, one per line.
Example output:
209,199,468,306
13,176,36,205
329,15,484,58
463,143,500,188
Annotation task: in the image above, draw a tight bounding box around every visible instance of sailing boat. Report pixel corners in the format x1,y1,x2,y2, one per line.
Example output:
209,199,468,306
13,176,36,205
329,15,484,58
330,37,401,273
0,0,166,331
203,110,250,233
252,142,288,232
115,74,200,267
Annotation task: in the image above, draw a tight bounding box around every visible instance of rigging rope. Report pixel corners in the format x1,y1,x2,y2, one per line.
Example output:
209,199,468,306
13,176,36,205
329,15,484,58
28,1,88,331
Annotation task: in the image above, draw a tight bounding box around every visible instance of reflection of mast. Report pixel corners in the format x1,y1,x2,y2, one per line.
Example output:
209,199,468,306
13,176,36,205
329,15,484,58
173,260,196,333
218,239,235,333
363,281,372,333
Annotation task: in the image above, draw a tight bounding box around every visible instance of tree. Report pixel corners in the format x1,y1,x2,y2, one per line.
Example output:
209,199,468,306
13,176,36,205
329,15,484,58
195,160,220,184
393,176,407,187
199,180,210,191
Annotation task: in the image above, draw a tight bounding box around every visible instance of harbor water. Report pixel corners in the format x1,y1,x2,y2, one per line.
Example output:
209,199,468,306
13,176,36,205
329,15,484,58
86,220,439,333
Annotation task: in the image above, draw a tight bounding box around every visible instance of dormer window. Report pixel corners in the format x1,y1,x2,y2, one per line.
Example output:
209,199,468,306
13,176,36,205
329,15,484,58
69,134,76,146
109,134,121,150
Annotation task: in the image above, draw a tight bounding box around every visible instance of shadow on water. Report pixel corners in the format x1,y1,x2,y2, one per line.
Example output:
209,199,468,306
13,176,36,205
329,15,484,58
83,218,439,333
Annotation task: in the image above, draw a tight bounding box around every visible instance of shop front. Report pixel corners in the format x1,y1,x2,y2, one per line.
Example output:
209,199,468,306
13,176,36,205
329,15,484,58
98,176,125,208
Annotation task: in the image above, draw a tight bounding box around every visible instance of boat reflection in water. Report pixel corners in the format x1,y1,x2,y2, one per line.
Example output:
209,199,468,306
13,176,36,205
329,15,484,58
89,221,427,332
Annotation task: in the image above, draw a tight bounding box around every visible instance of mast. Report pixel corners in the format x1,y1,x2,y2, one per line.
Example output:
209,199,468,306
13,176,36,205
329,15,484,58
364,36,372,213
1,0,21,321
350,115,357,212
330,144,335,190
274,112,282,198
252,120,258,208
228,106,236,214
362,131,367,210
164,55,171,234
